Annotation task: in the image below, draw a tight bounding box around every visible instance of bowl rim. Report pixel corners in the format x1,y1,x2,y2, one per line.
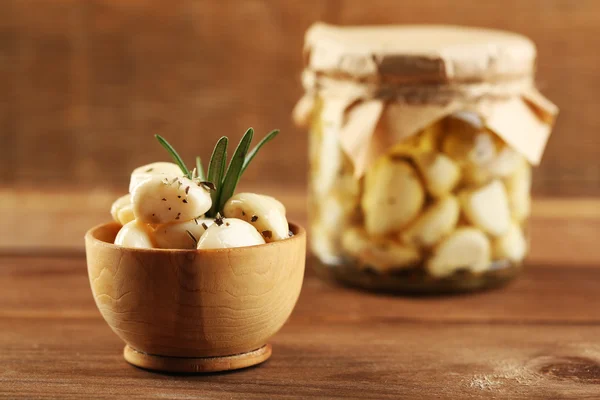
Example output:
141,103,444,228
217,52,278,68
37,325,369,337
85,221,306,254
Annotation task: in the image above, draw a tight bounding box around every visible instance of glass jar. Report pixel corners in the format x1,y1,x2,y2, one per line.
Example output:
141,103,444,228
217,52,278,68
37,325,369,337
295,24,557,293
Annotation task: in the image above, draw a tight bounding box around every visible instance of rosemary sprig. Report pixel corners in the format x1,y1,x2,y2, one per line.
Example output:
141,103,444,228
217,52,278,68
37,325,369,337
217,128,254,213
155,135,191,179
155,128,280,218
206,137,228,217
242,129,280,174
196,156,206,181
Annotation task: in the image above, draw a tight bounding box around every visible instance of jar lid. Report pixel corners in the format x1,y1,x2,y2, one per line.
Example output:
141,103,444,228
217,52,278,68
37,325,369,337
304,23,536,84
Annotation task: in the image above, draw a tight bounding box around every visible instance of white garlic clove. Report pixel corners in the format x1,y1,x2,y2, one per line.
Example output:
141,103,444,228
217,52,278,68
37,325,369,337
493,222,528,263
197,218,266,249
416,120,445,153
309,192,359,264
442,117,498,165
153,218,213,249
131,175,212,224
310,223,344,265
462,165,494,187
414,153,461,197
129,162,183,193
312,120,345,196
117,204,135,226
114,220,155,249
110,194,135,226
387,121,444,161
362,157,425,236
468,133,499,166
319,194,357,233
504,161,531,222
451,132,499,187
486,147,524,178
426,228,491,278
223,193,289,242
460,180,511,237
402,196,460,248
342,227,421,273
442,118,509,187
463,146,525,186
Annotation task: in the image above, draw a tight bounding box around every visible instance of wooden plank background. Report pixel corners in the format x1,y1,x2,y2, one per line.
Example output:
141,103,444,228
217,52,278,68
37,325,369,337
0,0,598,196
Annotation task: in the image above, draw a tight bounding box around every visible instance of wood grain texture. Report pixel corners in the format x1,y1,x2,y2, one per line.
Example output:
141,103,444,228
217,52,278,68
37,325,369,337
0,0,598,196
123,343,273,373
1,254,600,398
85,222,305,360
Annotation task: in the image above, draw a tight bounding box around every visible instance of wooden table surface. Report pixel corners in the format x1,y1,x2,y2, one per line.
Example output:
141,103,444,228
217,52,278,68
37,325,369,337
1,192,599,399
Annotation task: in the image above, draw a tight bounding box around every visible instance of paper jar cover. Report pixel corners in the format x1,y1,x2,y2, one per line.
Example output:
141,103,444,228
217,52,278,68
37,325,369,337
295,89,558,177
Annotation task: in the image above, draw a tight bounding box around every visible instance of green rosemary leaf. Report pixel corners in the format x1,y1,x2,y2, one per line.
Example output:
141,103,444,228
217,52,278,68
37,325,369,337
196,156,206,181
241,129,280,174
155,135,191,179
218,128,254,213
206,136,228,217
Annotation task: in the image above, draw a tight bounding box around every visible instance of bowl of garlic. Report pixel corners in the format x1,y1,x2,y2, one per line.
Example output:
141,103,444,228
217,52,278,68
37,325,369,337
85,129,306,373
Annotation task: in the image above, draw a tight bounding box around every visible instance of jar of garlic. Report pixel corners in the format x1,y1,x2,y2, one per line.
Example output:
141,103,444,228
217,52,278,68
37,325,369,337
294,24,558,293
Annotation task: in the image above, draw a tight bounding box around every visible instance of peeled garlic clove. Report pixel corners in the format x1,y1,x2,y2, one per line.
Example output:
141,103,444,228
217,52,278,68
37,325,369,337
362,158,425,236
132,175,212,224
117,205,135,226
321,193,358,232
129,162,183,193
308,193,356,264
310,223,343,265
443,116,505,166
312,119,345,196
388,120,443,159
386,109,443,155
223,193,289,242
197,218,265,249
416,120,445,153
468,132,499,166
493,222,527,263
442,117,492,162
504,161,531,222
443,120,515,187
341,227,367,257
486,147,524,178
402,196,460,248
414,153,461,197
110,194,135,226
462,165,494,187
388,138,424,159
153,218,213,249
426,228,491,278
342,227,420,272
114,220,155,249
332,172,361,202
464,146,525,187
460,180,511,237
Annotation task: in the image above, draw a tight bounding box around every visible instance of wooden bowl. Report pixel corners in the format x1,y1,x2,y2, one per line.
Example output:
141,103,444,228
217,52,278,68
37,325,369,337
85,221,306,373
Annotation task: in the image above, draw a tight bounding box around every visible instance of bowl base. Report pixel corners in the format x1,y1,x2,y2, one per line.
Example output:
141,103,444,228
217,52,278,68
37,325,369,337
123,344,272,373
